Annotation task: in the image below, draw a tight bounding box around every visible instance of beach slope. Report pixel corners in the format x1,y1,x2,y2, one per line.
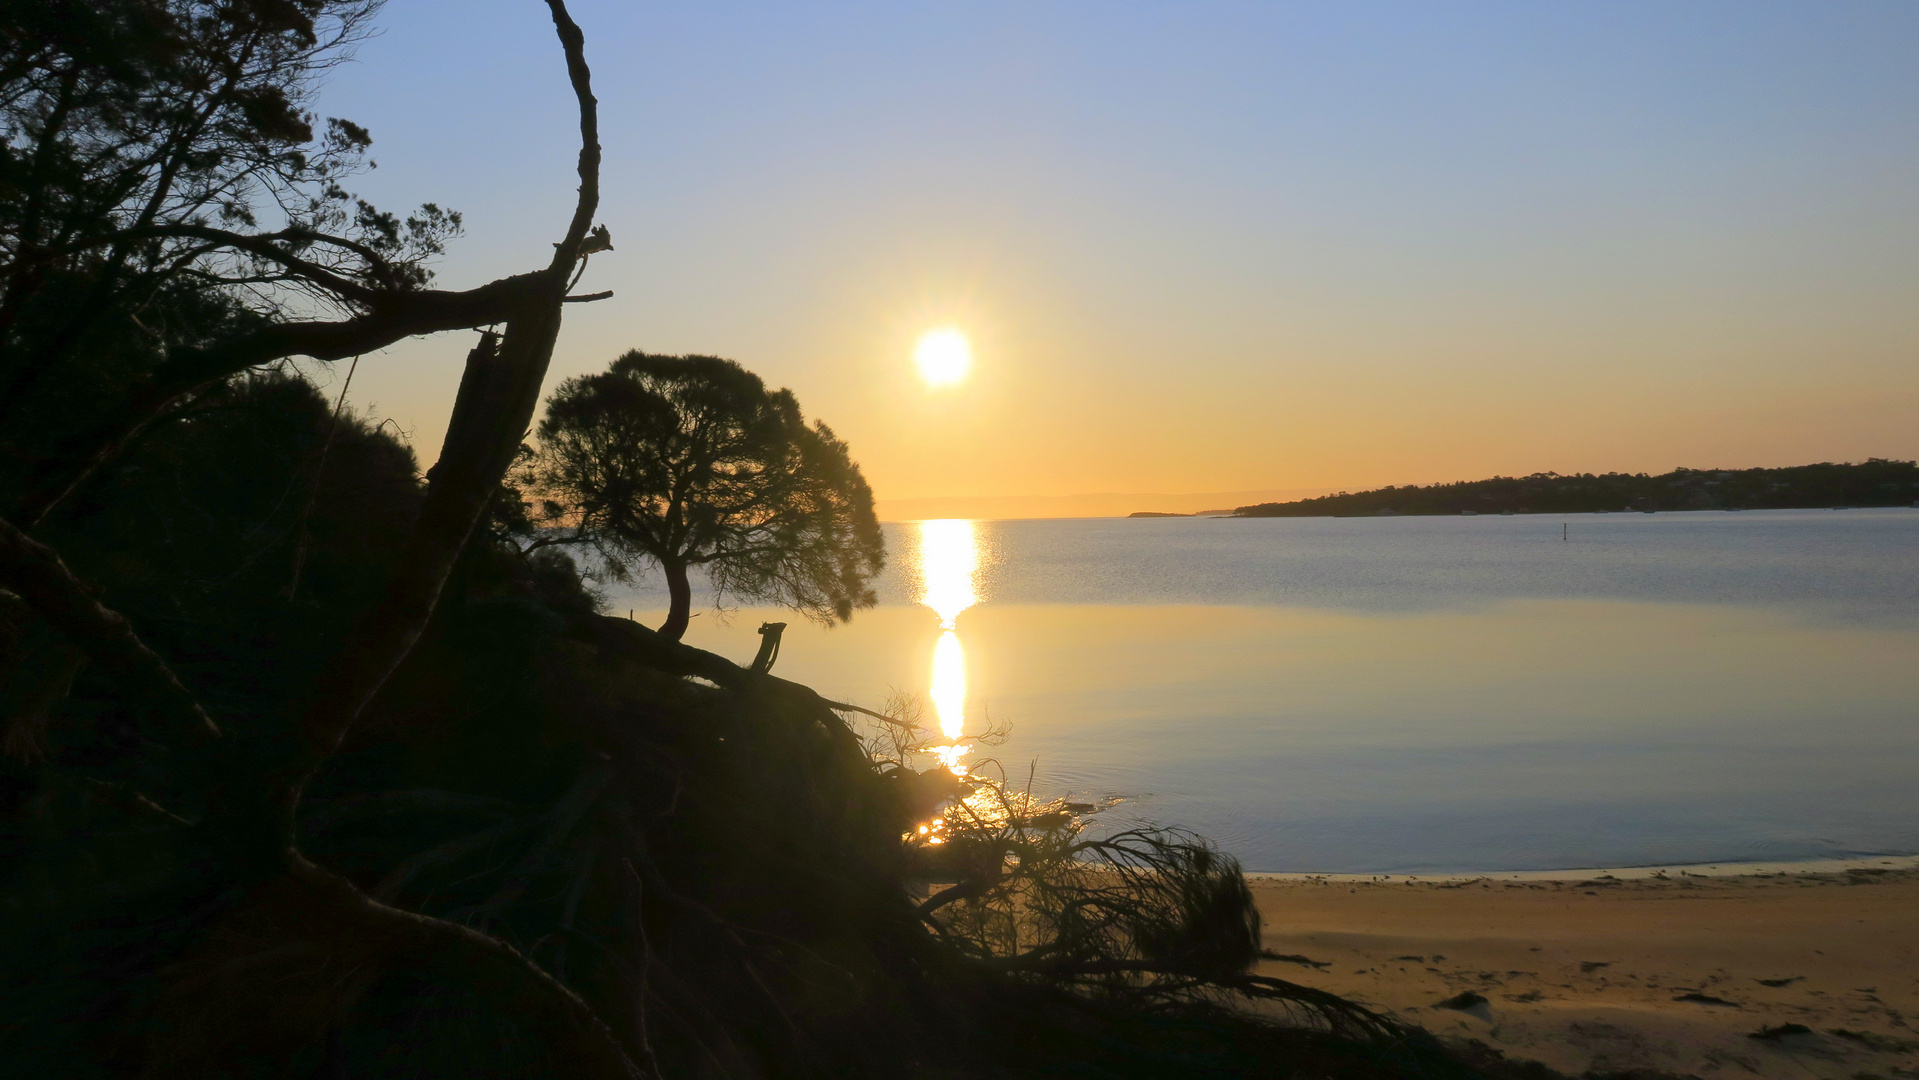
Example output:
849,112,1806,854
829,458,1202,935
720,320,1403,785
1252,863,1918,1078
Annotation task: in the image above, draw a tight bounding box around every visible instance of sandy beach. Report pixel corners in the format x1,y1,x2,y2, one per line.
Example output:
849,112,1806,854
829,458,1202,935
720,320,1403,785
1250,858,1919,1078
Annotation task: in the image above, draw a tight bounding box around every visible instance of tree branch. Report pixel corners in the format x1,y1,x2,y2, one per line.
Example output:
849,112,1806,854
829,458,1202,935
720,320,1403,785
14,269,553,527
288,856,646,1080
581,614,912,728
10,0,607,532
271,296,563,845
517,532,594,557
0,515,219,745
74,223,386,304
543,0,601,273
262,0,609,851
917,878,986,916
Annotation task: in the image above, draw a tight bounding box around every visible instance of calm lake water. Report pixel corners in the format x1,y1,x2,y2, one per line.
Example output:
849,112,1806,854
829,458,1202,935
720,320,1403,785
608,509,1919,874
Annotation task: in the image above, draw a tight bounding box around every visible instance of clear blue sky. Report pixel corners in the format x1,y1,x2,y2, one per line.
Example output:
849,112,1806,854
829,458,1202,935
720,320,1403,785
319,1,1919,503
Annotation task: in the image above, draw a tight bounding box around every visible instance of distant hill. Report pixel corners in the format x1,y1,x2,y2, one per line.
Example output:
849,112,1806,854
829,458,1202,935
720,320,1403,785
1234,459,1919,518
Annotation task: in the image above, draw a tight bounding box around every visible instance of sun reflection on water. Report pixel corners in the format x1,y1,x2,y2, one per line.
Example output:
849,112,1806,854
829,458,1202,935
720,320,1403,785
930,631,967,741
916,520,980,769
918,519,979,631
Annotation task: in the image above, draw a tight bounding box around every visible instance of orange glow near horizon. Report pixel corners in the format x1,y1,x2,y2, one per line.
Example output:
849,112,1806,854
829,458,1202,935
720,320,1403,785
337,8,1919,510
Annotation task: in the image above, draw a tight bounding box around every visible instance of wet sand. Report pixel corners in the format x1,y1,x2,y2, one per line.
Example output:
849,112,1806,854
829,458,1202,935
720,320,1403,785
1249,859,1919,1078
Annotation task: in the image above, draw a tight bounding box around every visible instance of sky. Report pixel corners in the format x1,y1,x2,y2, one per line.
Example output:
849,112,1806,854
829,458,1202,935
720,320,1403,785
316,1,1919,516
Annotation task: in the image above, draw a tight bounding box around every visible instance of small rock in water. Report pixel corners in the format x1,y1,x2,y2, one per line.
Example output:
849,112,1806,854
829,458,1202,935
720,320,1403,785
1435,991,1489,1011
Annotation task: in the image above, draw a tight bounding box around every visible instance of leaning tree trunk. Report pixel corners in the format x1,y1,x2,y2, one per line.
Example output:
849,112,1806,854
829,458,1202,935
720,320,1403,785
658,558,692,641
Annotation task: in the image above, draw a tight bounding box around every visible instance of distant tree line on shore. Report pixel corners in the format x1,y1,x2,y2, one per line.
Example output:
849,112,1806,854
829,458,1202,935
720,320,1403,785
1234,459,1919,517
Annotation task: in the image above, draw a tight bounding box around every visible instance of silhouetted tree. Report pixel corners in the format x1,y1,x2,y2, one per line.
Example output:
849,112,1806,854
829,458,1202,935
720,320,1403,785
0,8,1453,1078
0,0,616,531
0,1,640,1074
525,352,884,640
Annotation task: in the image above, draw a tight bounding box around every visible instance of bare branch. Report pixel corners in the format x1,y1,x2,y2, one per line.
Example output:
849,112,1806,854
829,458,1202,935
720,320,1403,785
271,0,613,851
284,856,647,1080
61,223,387,304
517,532,594,557
543,0,601,272
580,613,905,728
14,269,553,527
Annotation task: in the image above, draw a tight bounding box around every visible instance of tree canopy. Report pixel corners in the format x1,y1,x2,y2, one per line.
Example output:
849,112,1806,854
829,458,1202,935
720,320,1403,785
0,0,610,531
1,1,641,1073
0,7,1475,1078
524,351,885,640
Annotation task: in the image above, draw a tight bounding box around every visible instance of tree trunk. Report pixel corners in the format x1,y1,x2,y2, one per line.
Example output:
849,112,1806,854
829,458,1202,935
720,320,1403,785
658,560,691,641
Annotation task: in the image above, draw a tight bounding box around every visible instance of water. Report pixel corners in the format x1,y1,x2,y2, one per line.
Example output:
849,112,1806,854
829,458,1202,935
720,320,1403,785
607,509,1919,874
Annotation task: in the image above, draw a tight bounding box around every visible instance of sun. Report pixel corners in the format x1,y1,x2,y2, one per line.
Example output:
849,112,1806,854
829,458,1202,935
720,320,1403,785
913,328,971,387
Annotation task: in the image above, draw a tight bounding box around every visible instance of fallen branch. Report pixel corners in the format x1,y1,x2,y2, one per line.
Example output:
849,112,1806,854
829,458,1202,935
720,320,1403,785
289,856,647,1080
15,270,557,527
0,519,218,744
582,614,913,728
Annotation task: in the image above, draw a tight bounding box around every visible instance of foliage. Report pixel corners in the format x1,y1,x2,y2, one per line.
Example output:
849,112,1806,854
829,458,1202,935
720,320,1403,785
523,351,885,639
2,0,633,1074
0,0,458,320
0,5,1488,1079
912,762,1403,1042
1,351,1473,1077
0,0,464,508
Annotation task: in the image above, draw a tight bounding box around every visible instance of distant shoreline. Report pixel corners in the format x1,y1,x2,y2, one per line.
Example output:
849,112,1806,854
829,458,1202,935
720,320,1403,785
886,504,1918,525
1243,852,1919,883
1231,459,1918,518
